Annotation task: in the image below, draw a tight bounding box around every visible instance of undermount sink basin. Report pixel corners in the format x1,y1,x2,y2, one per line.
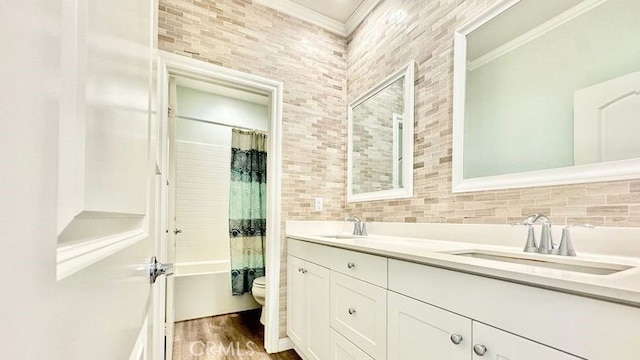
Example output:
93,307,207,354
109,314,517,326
315,234,367,239
444,250,632,275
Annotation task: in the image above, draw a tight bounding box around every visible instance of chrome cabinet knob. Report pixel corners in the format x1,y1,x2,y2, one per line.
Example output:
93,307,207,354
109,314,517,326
347,262,356,269
473,344,487,356
302,269,307,274
348,308,356,315
297,267,303,272
450,334,463,345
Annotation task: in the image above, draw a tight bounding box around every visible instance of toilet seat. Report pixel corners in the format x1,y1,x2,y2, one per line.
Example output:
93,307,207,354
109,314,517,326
253,276,266,287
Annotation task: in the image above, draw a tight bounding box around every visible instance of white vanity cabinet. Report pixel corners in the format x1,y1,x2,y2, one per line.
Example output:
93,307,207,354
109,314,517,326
287,255,331,360
388,259,640,360
288,239,388,360
387,291,471,359
288,238,640,360
388,290,579,360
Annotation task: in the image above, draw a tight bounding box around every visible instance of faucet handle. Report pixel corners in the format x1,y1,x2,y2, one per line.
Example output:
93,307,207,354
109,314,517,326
557,224,594,256
360,221,368,236
512,222,537,253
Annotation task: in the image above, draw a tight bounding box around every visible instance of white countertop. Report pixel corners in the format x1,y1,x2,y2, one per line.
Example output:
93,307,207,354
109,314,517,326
287,232,640,307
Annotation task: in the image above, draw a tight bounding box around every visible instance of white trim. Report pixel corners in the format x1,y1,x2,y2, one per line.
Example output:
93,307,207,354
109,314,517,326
392,113,403,189
344,0,381,35
157,50,284,354
129,316,148,360
57,229,147,280
253,0,379,37
468,0,608,71
347,61,415,203
277,338,294,352
253,0,345,36
451,0,640,193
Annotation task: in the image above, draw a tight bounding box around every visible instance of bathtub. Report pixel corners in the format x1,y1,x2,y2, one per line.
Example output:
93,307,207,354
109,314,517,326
173,260,260,322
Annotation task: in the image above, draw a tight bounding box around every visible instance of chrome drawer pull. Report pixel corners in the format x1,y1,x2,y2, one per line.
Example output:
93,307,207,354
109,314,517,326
347,262,356,269
348,308,356,315
473,344,487,356
450,334,463,345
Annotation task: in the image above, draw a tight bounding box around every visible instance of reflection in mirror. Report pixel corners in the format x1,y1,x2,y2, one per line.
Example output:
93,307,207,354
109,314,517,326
348,61,414,202
453,0,640,192
352,77,404,194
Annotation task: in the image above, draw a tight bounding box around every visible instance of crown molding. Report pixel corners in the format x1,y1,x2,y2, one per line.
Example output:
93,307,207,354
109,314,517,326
345,0,380,35
253,0,380,37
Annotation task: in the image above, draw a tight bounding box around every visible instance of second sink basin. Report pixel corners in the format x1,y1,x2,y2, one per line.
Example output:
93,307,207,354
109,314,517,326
315,234,367,239
443,249,632,275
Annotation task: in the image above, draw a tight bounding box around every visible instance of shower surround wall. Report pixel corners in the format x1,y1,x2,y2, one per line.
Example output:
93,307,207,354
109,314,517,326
159,0,640,343
158,0,347,339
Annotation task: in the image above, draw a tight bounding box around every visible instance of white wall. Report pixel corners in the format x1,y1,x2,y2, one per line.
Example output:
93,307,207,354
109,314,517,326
464,0,640,178
177,86,268,144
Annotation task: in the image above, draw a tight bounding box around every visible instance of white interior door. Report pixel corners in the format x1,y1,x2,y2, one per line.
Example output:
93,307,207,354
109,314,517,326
1,0,161,359
574,72,640,165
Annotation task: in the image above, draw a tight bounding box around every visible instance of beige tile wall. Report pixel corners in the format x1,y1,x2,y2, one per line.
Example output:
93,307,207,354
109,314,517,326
158,0,640,343
158,0,347,339
345,0,640,228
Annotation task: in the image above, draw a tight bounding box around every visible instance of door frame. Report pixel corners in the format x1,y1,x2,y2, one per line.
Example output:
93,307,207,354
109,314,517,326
157,50,285,354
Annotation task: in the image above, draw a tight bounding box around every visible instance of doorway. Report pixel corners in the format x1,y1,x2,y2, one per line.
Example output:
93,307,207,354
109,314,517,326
158,51,284,358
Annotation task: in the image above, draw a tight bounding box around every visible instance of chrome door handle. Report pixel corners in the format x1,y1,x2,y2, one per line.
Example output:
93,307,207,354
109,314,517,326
173,228,182,235
473,344,487,356
149,256,174,284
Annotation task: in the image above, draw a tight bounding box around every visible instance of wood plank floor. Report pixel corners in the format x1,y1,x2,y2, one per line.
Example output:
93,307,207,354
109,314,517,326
173,309,302,360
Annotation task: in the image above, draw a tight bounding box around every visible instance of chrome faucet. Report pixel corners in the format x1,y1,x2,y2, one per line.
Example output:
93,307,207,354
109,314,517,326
345,215,367,236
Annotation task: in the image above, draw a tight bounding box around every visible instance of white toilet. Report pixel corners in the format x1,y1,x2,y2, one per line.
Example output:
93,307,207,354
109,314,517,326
251,276,266,325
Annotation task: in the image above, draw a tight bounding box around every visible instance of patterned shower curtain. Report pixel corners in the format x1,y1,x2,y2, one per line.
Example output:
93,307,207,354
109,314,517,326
229,129,267,296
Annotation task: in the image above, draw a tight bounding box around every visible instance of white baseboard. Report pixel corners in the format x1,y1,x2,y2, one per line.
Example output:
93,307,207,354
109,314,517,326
277,337,294,352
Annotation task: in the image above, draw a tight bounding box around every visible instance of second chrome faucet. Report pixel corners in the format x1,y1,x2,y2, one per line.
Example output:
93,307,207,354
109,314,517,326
345,215,367,236
513,213,593,256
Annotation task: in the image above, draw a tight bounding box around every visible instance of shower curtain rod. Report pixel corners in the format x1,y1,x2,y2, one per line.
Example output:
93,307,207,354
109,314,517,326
176,115,267,133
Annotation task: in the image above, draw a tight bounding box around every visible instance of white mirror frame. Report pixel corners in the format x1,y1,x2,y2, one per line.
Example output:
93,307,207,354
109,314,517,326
452,0,640,193
347,61,415,202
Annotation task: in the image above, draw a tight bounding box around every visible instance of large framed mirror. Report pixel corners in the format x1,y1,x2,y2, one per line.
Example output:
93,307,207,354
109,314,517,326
452,0,640,192
348,61,415,202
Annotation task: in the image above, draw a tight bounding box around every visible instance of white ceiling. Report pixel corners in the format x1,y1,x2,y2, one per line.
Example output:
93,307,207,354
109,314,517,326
253,0,380,36
289,0,365,23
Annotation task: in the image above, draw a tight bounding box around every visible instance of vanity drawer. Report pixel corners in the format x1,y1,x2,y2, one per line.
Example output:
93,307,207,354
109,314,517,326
288,238,387,287
330,328,374,360
330,272,386,359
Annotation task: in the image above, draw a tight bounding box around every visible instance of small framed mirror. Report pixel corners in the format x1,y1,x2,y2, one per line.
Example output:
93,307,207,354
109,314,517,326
348,61,415,202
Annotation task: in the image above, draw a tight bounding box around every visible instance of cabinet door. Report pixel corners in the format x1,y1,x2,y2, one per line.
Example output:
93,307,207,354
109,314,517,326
330,329,375,360
305,261,331,360
388,291,471,360
472,322,580,360
331,272,387,359
287,255,306,348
